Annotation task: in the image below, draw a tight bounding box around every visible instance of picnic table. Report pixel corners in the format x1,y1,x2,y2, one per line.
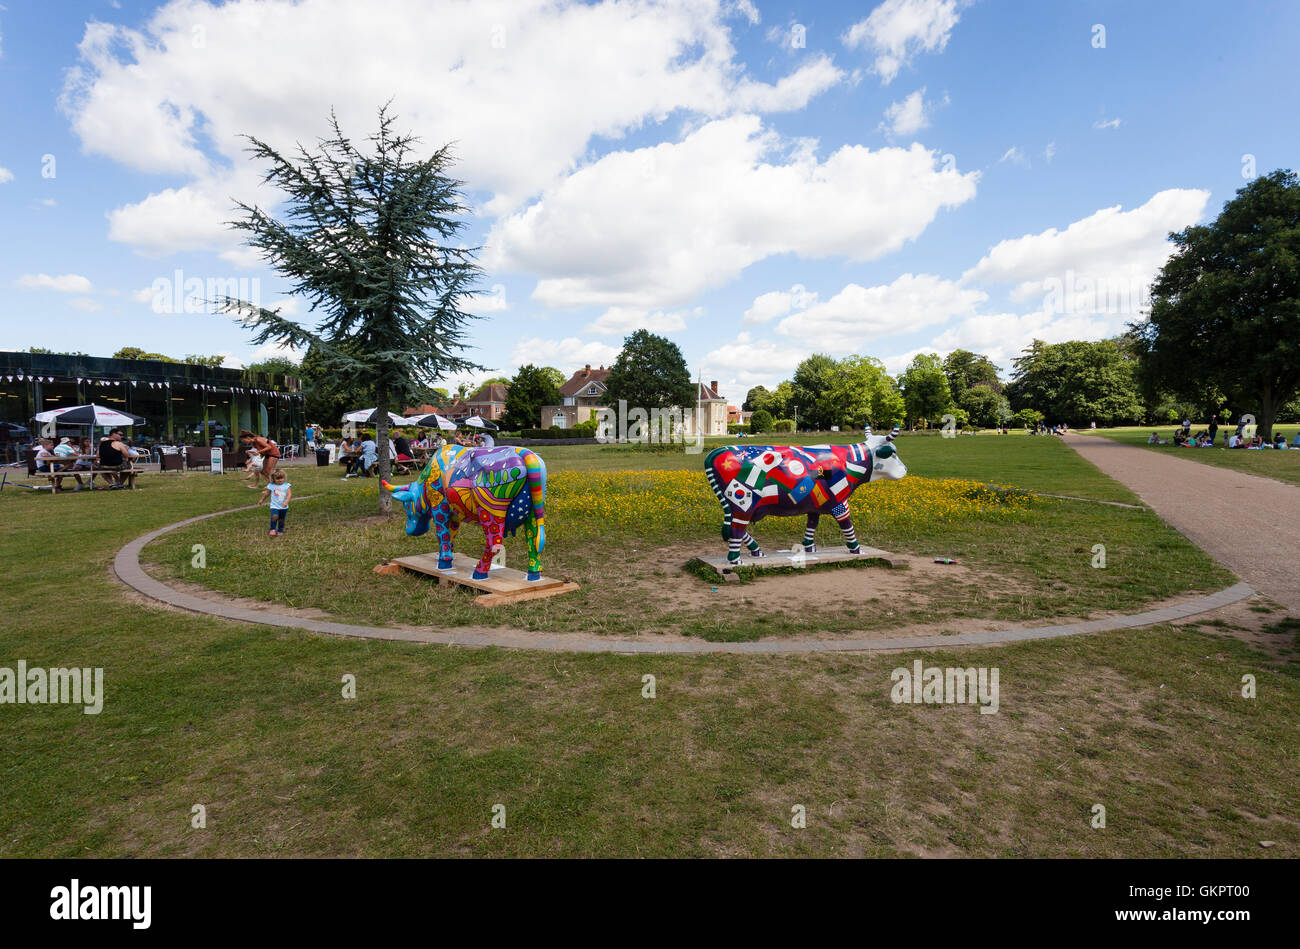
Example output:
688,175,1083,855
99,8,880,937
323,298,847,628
32,453,149,493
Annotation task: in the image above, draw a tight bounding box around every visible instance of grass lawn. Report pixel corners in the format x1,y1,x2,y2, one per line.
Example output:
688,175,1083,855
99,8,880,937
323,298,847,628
1083,425,1300,488
138,434,1227,640
1,433,1296,857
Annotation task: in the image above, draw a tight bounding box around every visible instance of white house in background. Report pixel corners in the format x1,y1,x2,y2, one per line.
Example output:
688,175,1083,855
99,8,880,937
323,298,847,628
541,364,611,429
683,380,729,436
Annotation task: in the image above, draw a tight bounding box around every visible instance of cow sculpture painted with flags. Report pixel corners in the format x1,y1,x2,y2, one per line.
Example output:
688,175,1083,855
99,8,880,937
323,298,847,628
383,444,547,581
704,428,907,563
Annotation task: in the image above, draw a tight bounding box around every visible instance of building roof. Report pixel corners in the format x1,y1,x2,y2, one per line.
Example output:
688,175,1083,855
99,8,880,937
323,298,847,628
697,380,725,402
559,365,611,397
465,383,508,404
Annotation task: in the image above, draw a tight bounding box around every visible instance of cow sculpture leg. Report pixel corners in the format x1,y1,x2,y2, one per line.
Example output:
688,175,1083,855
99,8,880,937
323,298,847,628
432,500,458,569
830,502,861,553
726,513,766,563
473,507,506,579
802,512,819,552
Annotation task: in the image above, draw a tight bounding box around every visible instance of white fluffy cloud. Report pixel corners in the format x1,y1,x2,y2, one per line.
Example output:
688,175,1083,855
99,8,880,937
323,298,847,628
961,188,1210,312
61,0,845,258
880,88,932,137
489,114,978,309
743,284,818,324
507,336,620,375
844,0,962,84
0,167,14,184
16,273,94,293
586,306,698,335
246,340,304,365
69,297,104,312
776,273,986,351
700,331,810,393
928,309,1116,368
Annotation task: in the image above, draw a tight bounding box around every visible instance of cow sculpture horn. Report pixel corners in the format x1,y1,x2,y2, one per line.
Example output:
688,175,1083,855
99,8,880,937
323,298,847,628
886,426,899,442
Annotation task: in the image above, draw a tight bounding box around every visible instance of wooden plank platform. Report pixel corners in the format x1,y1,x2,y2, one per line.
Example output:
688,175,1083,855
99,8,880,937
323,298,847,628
390,552,579,607
696,544,905,575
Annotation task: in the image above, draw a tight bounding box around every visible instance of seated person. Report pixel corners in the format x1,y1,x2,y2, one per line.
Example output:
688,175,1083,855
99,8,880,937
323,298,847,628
393,434,413,461
1227,432,1243,448
33,437,59,472
96,429,137,487
1274,434,1289,450
51,436,90,490
1147,432,1162,445
1172,430,1188,446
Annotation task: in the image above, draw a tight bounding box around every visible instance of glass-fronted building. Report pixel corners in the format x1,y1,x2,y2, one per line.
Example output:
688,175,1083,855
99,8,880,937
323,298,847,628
0,351,303,461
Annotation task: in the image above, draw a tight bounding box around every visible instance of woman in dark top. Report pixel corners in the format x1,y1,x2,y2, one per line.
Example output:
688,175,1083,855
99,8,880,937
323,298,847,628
393,434,412,460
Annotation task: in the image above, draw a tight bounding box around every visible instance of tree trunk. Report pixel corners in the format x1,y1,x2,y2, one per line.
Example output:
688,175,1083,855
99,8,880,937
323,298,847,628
376,385,392,514
1258,386,1275,444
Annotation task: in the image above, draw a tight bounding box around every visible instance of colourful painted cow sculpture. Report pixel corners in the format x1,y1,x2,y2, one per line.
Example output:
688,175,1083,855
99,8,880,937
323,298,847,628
704,428,906,562
382,444,547,580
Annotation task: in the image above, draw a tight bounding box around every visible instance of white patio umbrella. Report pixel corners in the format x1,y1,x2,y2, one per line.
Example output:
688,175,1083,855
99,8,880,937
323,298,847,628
342,408,407,427
33,404,147,446
463,415,498,431
403,412,457,431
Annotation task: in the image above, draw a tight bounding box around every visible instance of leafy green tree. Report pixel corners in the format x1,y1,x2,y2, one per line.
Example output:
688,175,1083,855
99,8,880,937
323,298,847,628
245,356,299,377
827,355,904,430
789,353,842,430
539,367,566,391
958,383,1011,428
942,349,1002,403
184,354,228,368
502,364,561,431
748,381,794,419
1006,338,1144,425
220,107,483,511
603,329,694,412
749,409,773,434
113,347,176,362
298,341,373,425
899,353,954,427
1135,169,1300,440
1011,408,1044,428
742,386,768,413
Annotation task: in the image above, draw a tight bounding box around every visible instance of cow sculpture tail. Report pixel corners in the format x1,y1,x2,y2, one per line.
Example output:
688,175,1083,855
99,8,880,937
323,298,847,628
520,448,547,580
703,447,732,541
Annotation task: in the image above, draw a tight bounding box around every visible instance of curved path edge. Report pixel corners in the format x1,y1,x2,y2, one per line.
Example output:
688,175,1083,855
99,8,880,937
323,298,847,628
115,503,1255,654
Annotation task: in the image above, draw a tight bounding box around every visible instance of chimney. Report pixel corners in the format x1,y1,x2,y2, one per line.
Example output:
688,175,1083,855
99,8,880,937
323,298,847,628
584,364,591,376
710,381,718,396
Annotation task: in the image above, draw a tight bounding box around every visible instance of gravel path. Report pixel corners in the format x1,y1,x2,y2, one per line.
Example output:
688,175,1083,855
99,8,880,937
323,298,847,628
1065,434,1300,612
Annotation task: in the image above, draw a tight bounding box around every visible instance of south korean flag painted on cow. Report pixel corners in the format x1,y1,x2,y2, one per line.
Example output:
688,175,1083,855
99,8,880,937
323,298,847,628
724,477,757,512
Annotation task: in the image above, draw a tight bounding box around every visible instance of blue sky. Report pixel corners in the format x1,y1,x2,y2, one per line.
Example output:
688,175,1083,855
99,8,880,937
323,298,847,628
2,0,1297,403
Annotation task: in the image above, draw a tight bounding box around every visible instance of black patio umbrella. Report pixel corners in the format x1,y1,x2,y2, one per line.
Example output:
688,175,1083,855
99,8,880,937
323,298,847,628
463,415,499,431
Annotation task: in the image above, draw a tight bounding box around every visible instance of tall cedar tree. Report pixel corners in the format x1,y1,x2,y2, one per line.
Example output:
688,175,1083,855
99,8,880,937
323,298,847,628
1136,169,1300,440
220,108,483,510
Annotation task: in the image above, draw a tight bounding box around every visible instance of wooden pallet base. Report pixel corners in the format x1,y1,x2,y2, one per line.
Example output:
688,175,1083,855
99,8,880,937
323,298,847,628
389,552,579,607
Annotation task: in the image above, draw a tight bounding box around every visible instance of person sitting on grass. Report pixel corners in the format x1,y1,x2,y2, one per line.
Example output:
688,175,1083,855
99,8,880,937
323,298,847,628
1147,431,1164,445
1172,429,1188,446
1227,431,1243,448
257,469,293,536
1274,433,1290,449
